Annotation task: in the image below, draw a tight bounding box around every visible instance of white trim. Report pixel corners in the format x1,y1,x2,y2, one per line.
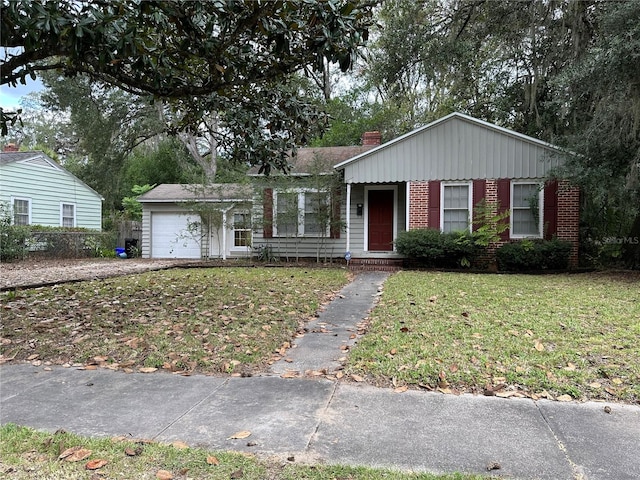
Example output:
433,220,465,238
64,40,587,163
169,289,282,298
405,181,411,230
364,185,398,252
510,181,544,239
440,182,473,233
230,210,252,251
345,183,352,253
11,196,31,225
60,202,76,227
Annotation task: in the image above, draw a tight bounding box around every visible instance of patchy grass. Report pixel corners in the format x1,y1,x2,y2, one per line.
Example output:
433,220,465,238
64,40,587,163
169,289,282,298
347,271,640,403
0,267,349,375
0,424,492,480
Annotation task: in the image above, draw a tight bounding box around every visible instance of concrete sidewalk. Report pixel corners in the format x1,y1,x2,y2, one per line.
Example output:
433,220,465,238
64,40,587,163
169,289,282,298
1,365,639,479
1,271,639,479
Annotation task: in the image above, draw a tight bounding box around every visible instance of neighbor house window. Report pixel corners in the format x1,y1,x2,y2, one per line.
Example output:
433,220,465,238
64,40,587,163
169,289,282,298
12,198,30,225
511,182,542,238
441,183,471,233
233,212,252,247
274,189,329,237
61,203,76,227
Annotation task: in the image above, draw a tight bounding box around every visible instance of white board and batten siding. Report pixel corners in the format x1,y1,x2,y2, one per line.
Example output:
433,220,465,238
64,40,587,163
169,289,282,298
336,112,566,184
0,152,102,229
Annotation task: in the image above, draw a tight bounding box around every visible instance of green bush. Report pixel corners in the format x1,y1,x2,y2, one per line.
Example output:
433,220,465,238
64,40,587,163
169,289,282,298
0,203,29,262
395,228,479,268
496,238,572,271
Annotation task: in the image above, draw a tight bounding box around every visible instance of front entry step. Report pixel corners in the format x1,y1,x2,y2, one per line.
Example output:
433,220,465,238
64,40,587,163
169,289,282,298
348,258,403,272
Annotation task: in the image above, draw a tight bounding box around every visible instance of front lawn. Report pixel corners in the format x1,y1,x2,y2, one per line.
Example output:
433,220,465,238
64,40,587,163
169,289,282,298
0,267,349,375
347,271,640,403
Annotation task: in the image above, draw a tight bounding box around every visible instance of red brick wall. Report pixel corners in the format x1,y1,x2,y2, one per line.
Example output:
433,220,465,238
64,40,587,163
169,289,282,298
556,180,580,267
408,181,430,228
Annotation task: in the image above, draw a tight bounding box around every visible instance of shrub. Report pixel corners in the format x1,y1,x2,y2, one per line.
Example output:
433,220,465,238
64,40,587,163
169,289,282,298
496,238,572,271
395,228,479,268
0,203,29,262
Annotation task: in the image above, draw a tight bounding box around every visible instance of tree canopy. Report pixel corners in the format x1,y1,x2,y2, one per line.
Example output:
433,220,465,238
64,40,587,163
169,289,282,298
1,0,373,171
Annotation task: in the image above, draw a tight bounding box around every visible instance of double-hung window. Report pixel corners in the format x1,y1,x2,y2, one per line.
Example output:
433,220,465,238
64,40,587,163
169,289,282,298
61,203,76,227
274,189,329,237
12,198,31,225
441,183,472,233
511,182,542,238
233,212,252,247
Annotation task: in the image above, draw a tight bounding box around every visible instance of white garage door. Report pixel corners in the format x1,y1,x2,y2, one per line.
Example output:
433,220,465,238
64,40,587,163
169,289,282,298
151,212,202,258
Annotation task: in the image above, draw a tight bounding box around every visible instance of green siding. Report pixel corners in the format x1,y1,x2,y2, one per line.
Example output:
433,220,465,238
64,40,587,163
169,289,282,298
0,158,102,230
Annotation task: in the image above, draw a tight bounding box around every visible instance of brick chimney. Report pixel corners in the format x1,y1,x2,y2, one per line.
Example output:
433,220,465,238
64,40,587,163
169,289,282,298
3,143,19,152
362,131,382,146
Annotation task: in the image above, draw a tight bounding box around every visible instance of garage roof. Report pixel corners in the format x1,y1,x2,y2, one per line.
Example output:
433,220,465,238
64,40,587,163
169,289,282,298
138,183,254,203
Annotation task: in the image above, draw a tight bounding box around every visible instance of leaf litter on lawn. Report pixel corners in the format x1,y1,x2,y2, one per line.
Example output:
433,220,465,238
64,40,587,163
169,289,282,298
0,267,349,376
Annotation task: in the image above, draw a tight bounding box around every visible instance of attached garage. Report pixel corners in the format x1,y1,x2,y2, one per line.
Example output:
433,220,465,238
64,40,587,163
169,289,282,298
138,183,254,260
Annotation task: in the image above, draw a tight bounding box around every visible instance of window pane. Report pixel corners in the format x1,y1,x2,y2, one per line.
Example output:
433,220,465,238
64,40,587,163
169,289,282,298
276,193,298,236
62,204,75,227
13,199,29,225
304,192,328,235
512,209,539,236
513,184,538,208
443,185,469,209
234,230,251,247
443,209,469,233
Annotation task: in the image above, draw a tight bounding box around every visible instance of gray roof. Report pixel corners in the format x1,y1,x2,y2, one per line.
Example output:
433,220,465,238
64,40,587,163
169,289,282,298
248,145,376,176
138,183,254,203
0,151,57,166
335,112,567,183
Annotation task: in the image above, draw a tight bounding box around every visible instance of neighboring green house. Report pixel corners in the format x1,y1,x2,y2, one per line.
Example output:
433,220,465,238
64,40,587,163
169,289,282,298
0,147,103,230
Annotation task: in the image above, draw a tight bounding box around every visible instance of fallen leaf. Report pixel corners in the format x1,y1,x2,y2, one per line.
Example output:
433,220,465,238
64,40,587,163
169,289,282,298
206,455,220,465
228,430,251,440
389,348,397,355
139,367,158,373
557,394,573,402
394,385,408,393
156,470,173,480
85,459,108,470
495,391,517,398
612,378,623,385
230,468,244,479
351,374,364,382
515,366,525,373
449,364,459,373
534,340,545,351
171,441,188,450
124,446,143,456
604,387,617,395
604,406,612,414
281,370,299,378
59,446,92,462
563,363,576,371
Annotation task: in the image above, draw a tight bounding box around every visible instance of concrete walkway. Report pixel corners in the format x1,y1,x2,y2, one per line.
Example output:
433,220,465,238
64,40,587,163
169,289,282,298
1,272,639,480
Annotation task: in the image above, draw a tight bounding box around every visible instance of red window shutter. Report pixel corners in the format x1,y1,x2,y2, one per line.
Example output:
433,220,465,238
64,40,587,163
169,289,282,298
544,180,558,239
428,180,441,229
472,179,486,231
497,179,511,241
330,186,341,239
263,188,273,238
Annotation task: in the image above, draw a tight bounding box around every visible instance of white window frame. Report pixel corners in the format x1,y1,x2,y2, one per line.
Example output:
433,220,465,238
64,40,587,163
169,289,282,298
231,211,252,249
60,202,76,228
273,189,330,238
11,197,31,226
510,182,543,239
440,182,473,233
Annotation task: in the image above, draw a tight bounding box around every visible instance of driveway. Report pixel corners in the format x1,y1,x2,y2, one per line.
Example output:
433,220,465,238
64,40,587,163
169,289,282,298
0,258,199,290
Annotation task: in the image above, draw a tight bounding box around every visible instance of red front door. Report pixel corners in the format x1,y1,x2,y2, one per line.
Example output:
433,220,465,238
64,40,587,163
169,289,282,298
368,189,394,251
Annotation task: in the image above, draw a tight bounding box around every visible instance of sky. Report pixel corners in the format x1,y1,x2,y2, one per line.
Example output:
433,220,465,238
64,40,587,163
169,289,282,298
0,77,44,110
